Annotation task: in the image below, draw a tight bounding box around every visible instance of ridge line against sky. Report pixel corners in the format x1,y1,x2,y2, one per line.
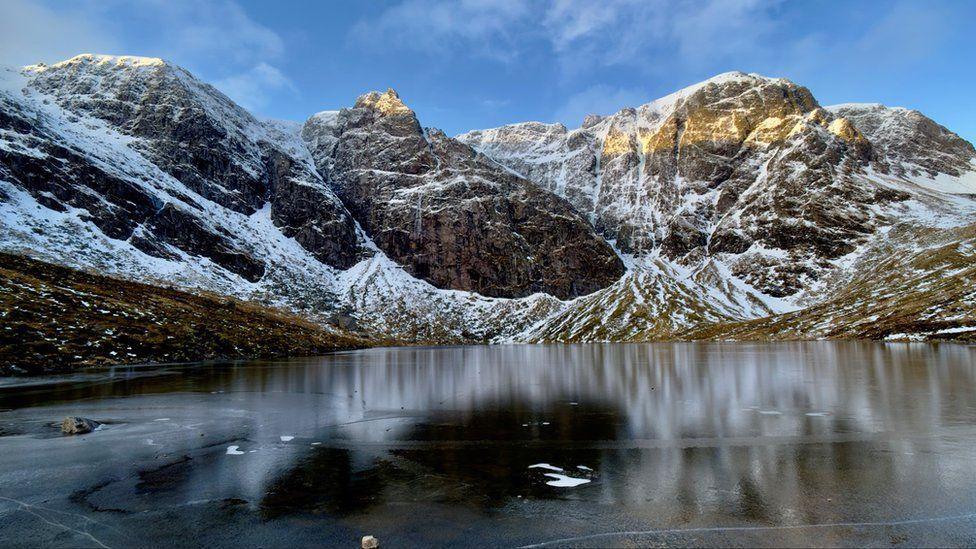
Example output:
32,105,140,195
2,0,975,143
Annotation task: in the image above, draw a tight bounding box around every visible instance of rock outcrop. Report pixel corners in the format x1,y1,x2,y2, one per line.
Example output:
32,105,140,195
61,416,99,434
303,89,624,299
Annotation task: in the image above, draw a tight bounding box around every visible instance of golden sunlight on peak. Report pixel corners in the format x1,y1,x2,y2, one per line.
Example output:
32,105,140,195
357,88,413,116
602,128,635,158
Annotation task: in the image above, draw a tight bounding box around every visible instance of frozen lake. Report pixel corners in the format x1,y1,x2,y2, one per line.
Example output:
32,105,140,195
1,343,975,547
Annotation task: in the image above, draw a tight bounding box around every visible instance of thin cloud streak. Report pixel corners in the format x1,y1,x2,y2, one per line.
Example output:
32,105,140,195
348,0,531,62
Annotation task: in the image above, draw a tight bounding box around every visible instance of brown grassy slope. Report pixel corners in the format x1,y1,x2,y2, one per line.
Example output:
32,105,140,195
0,253,369,375
682,223,976,342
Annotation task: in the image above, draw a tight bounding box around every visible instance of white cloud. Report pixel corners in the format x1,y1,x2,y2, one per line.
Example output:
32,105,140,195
852,1,951,66
350,0,783,76
139,0,285,65
214,62,297,112
349,0,531,62
553,84,649,127
0,0,119,65
345,0,962,89
542,0,781,75
670,0,780,65
543,0,632,50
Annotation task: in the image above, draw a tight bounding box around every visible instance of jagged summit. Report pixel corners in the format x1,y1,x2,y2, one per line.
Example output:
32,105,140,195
1,51,363,282
659,70,790,99
354,87,413,116
302,82,625,299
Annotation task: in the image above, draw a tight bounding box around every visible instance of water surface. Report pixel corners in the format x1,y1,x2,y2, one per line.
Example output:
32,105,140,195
1,343,975,547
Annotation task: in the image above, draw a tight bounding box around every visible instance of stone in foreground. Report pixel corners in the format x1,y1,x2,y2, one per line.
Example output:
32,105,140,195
61,416,99,434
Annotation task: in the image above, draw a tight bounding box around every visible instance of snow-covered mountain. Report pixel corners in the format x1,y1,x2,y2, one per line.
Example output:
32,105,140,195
459,72,976,299
2,57,974,347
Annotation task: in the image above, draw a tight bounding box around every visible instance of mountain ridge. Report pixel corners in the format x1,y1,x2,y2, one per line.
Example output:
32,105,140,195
2,54,975,366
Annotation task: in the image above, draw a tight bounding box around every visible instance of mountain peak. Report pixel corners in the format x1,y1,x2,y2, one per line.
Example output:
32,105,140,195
658,71,801,104
355,88,412,116
702,70,771,83
29,53,169,72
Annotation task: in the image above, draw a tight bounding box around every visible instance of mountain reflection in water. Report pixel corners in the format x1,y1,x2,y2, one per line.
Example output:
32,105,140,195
1,342,975,547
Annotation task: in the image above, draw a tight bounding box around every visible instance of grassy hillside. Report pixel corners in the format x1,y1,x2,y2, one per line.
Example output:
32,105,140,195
683,222,976,343
0,253,369,375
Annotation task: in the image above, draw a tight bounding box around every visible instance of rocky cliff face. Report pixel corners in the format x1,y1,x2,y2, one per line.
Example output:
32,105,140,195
459,72,974,298
302,89,624,299
2,54,360,281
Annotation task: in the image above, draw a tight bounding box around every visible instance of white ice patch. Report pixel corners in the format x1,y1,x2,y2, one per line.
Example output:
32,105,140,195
226,445,245,455
543,473,591,487
576,465,593,472
279,435,294,442
805,412,830,417
528,463,564,472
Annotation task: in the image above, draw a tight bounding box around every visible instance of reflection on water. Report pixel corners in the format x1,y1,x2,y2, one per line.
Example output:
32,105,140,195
2,343,976,547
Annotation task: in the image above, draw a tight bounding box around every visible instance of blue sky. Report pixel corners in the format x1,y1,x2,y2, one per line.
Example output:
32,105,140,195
3,0,975,142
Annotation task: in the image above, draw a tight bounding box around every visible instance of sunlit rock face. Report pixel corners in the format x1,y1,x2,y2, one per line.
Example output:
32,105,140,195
460,72,975,297
302,89,625,299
